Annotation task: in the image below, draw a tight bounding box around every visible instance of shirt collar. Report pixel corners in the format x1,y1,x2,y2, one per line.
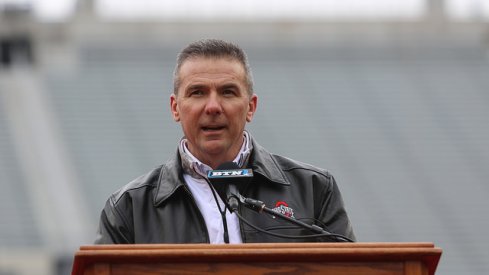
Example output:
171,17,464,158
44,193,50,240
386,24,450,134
178,131,253,179
154,133,289,206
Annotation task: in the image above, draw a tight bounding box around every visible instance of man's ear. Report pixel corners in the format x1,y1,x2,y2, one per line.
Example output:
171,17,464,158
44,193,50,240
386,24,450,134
170,94,180,122
246,94,258,122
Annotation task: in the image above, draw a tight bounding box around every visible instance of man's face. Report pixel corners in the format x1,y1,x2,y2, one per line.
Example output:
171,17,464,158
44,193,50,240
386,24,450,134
170,57,257,169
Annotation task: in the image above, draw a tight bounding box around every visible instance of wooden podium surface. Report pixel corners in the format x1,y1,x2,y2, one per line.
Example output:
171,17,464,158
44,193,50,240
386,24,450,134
72,242,442,275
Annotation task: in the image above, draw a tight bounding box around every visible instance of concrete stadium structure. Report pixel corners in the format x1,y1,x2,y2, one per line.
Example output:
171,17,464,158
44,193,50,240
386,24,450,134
1,1,488,274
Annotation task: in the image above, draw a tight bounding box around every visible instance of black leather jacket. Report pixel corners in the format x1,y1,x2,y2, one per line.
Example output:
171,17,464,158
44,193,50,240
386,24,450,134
95,138,355,244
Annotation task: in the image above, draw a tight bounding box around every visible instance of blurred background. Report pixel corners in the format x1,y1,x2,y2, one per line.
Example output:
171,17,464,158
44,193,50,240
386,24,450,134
1,0,488,274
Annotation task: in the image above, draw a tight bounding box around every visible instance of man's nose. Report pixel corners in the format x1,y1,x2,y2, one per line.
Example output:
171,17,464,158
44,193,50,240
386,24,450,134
204,92,223,115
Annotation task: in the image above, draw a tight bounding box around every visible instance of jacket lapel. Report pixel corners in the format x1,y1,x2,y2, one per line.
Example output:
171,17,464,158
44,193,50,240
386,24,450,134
153,151,186,206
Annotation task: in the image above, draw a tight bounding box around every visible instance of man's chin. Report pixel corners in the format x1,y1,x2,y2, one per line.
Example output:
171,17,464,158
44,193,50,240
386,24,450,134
202,143,226,156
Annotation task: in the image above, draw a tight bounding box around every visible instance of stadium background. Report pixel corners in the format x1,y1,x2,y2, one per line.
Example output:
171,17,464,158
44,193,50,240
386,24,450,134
1,1,488,274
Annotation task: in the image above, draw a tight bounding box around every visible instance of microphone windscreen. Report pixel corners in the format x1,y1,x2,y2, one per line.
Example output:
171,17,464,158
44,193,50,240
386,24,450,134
207,162,253,203
216,161,240,170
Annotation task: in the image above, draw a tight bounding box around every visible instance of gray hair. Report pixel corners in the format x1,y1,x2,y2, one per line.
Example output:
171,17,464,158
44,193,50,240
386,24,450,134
173,39,254,95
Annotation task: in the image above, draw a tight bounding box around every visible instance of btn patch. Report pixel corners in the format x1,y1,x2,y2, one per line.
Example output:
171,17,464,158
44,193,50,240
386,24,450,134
272,201,295,218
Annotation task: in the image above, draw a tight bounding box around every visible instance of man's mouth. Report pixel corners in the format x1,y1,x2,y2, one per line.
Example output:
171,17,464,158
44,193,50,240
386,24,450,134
202,125,226,131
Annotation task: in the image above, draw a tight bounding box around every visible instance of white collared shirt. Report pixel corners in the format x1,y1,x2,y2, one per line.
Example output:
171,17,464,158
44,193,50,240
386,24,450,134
179,132,252,244
183,174,242,243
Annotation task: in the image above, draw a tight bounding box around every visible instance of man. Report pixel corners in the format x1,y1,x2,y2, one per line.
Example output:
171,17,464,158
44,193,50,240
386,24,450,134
95,39,355,244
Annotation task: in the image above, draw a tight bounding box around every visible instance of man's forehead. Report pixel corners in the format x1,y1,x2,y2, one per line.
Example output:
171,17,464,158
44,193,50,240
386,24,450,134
178,57,246,83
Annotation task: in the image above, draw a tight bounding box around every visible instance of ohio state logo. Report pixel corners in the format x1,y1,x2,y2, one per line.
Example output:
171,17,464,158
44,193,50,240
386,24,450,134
272,201,295,218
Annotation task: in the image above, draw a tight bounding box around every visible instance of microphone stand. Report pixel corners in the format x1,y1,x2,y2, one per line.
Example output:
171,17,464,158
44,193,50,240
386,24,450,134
229,194,353,242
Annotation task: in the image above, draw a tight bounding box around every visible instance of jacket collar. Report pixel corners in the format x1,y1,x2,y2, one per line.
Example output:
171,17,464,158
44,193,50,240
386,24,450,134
248,138,289,186
153,134,289,206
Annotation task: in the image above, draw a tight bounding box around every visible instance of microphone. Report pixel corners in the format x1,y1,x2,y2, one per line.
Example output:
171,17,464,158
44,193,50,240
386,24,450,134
207,162,253,212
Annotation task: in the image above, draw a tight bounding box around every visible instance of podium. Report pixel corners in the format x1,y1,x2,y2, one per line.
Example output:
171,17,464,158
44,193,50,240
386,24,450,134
72,242,442,275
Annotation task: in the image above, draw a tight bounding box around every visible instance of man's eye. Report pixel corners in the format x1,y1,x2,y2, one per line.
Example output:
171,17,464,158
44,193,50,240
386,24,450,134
222,89,237,96
190,90,204,96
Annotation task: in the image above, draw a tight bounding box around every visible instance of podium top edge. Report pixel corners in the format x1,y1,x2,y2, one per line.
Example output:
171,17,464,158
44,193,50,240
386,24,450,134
79,242,438,251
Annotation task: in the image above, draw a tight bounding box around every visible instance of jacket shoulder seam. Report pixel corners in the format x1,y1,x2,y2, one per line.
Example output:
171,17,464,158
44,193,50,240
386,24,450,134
272,154,332,180
112,166,162,204
112,184,155,205
284,166,332,180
